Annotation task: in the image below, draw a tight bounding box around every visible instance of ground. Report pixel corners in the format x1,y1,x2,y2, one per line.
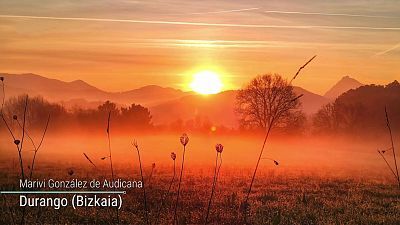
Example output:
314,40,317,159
1,164,399,225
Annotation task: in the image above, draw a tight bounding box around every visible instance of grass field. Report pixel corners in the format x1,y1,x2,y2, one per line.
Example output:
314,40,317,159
0,133,399,224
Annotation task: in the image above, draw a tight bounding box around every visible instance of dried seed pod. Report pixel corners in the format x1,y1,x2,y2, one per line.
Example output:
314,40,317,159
215,144,224,153
171,152,176,160
180,133,189,146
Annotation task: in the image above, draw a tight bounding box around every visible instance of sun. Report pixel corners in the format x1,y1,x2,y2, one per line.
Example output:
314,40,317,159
190,70,223,95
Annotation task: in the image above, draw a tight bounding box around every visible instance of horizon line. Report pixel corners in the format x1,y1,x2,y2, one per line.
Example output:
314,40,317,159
1,72,386,97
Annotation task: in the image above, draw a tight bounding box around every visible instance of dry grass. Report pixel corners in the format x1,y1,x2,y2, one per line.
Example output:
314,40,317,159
0,163,399,225
173,133,189,224
132,139,149,225
204,144,223,224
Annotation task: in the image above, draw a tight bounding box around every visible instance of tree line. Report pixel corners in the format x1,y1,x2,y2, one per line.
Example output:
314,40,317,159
1,76,399,135
1,96,153,132
312,80,400,135
235,75,400,136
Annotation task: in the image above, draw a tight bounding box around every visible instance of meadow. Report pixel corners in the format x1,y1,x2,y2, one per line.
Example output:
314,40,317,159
1,133,399,224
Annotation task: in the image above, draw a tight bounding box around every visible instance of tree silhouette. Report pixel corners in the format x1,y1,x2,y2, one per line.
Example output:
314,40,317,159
120,104,152,128
2,97,153,131
98,101,118,116
235,74,302,131
3,95,65,128
313,80,400,134
235,74,302,220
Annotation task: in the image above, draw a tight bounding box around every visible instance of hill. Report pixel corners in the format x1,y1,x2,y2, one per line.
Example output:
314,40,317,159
150,87,329,127
324,76,363,99
2,73,330,128
1,73,189,106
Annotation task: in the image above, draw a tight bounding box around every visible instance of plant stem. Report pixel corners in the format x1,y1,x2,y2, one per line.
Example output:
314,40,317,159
1,80,5,112
106,111,119,223
378,151,398,180
17,96,28,182
27,115,50,179
385,107,400,189
173,145,186,225
16,145,25,181
0,81,26,225
205,152,220,224
242,119,274,223
155,160,176,225
18,96,28,225
244,122,273,204
107,112,114,182
135,144,149,225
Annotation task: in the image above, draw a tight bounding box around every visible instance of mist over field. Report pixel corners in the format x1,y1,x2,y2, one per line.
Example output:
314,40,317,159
0,132,395,180
1,130,399,224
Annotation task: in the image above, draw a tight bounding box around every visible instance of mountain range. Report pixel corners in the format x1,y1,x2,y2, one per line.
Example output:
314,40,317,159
2,73,188,107
1,73,363,127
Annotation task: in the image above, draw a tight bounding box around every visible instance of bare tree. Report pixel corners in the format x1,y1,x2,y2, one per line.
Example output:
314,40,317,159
235,74,301,130
313,101,365,134
236,74,302,219
236,54,316,222
313,102,338,133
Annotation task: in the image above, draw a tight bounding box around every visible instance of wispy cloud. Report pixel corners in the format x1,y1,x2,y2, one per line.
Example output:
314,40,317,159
149,39,292,48
375,43,400,55
140,39,388,51
168,7,259,15
264,10,400,19
1,14,400,30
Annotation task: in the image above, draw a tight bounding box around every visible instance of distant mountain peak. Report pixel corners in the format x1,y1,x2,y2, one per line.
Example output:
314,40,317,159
386,80,400,89
340,75,356,81
68,79,99,90
70,79,86,84
324,76,363,99
121,84,184,96
138,85,175,91
1,73,191,106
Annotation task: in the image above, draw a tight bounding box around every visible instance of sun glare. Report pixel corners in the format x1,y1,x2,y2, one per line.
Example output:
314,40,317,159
190,70,223,95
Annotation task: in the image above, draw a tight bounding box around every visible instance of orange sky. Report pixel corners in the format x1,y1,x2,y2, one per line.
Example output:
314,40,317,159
0,0,399,94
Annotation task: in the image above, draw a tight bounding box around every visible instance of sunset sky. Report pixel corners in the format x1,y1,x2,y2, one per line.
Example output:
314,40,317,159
0,0,399,94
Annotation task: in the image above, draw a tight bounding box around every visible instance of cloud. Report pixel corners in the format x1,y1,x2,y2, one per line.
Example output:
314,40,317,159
263,10,400,19
1,14,400,31
375,43,400,56
168,7,259,15
137,39,388,51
